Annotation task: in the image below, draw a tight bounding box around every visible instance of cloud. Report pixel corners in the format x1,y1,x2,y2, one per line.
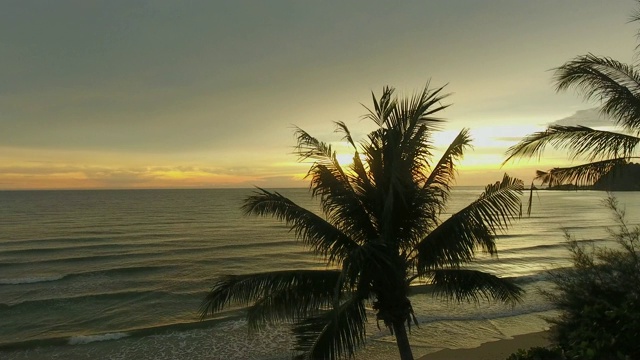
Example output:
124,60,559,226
1,165,84,175
548,108,614,128
0,163,305,190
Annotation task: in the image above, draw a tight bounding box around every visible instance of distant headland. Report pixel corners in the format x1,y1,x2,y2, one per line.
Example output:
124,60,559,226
542,163,640,191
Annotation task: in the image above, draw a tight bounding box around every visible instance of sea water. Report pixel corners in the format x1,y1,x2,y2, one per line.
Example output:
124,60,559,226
0,188,638,359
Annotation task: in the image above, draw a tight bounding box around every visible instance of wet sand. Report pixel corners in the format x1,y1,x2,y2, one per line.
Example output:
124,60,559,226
418,330,552,360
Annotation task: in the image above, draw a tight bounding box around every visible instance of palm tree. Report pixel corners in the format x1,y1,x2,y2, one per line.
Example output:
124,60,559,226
200,83,524,360
504,43,640,187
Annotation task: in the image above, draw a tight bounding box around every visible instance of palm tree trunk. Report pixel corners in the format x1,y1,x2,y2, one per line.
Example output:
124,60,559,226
392,320,414,360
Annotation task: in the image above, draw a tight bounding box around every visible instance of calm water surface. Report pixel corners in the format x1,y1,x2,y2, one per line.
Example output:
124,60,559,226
0,188,638,359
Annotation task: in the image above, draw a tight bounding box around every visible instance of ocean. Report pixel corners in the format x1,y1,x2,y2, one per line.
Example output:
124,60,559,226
1,188,638,360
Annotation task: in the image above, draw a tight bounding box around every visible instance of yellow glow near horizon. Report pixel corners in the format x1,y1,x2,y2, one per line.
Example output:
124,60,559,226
459,154,506,169
0,123,572,190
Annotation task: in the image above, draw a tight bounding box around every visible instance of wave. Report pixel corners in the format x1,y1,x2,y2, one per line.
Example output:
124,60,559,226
0,265,174,286
0,243,144,257
414,301,557,325
0,232,184,253
510,272,554,284
479,254,561,262
0,275,66,285
207,240,296,252
410,269,564,292
0,316,238,351
0,238,296,267
0,236,117,250
1,289,175,309
68,332,129,345
501,237,611,253
0,251,164,267
78,264,175,277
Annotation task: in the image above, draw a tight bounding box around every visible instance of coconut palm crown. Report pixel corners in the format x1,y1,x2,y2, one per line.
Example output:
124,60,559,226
504,31,640,187
201,84,524,360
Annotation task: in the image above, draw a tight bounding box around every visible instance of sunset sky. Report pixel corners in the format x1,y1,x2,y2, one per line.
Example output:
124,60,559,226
2,0,637,190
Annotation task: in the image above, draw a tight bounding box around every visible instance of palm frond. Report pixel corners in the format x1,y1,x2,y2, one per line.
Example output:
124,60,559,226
534,157,629,187
391,81,450,134
399,129,474,243
504,125,639,163
293,296,367,360
294,127,337,163
534,170,559,188
377,128,472,251
469,173,524,230
359,85,452,250
200,269,342,323
294,127,350,199
243,188,358,263
335,121,356,149
363,83,449,153
308,163,379,242
348,152,377,217
401,124,434,182
295,126,378,242
554,54,640,132
425,269,523,305
341,241,398,292
407,81,451,126
362,86,396,127
246,271,346,330
335,121,377,202
415,174,523,270
424,128,472,195
386,83,450,176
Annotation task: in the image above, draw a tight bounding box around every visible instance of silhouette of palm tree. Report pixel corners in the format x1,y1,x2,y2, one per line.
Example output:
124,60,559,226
201,84,524,360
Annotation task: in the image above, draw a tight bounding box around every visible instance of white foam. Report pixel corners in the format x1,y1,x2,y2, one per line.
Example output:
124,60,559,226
0,275,65,285
68,332,130,345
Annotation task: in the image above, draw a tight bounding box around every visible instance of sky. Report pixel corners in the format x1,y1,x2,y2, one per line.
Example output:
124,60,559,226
1,0,638,190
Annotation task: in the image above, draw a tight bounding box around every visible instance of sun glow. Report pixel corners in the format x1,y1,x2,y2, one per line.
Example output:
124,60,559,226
335,153,355,168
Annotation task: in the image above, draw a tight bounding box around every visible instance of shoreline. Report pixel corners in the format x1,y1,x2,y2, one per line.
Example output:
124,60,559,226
418,330,552,360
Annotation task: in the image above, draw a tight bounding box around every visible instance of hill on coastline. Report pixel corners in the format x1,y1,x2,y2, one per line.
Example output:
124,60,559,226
592,162,640,191
544,163,640,191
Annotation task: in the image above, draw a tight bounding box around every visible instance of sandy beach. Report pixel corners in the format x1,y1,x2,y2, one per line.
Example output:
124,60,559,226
418,330,552,360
